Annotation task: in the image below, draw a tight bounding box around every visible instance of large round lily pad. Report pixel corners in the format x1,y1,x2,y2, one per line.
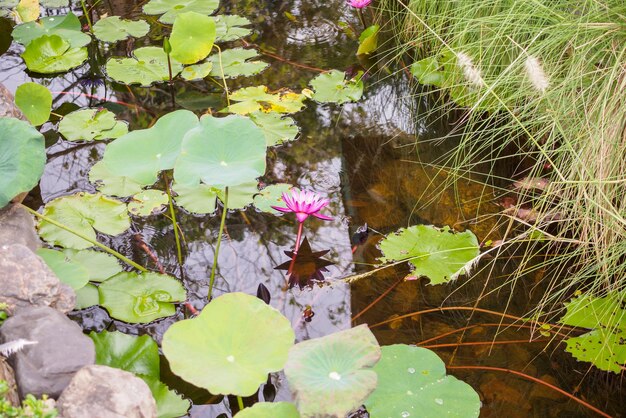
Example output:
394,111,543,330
62,249,122,282
58,108,128,142
364,344,481,418
170,11,215,65
310,69,363,104
248,112,299,146
93,16,150,43
21,34,88,74
12,12,91,47
213,15,252,42
237,402,300,418
142,0,219,24
284,324,381,417
105,46,183,86
36,248,90,290
207,47,268,79
14,82,52,125
162,292,295,396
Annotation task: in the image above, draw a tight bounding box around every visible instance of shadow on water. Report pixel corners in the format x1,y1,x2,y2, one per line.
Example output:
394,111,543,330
1,0,624,416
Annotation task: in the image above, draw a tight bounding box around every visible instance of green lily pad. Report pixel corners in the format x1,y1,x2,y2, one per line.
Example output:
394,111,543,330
128,190,168,216
174,114,266,188
21,34,88,73
180,61,213,81
36,248,90,290
172,182,218,214
208,47,268,78
170,11,216,65
142,0,219,24
253,183,295,214
365,344,481,418
143,376,191,418
284,324,381,417
89,160,145,197
0,118,45,208
162,292,295,396
75,283,99,309
356,24,379,56
58,108,128,141
16,0,39,22
14,82,52,125
310,69,363,104
213,15,252,42
90,330,160,379
37,192,131,249
236,402,300,418
62,249,122,282
248,112,299,146
99,272,186,323
106,46,182,86
12,12,91,47
217,182,258,210
410,56,446,87
93,16,150,43
561,292,626,373
224,86,306,115
101,109,199,186
378,225,480,285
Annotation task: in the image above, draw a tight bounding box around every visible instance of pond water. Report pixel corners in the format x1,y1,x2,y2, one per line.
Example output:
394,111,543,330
1,0,624,417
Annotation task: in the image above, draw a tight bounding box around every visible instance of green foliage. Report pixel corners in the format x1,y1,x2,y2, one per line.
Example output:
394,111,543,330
364,344,481,417
310,69,363,104
0,381,58,417
207,47,268,78
410,56,445,87
63,249,122,282
21,34,88,73
170,12,216,65
253,183,296,214
248,112,299,146
180,61,213,81
12,13,90,47
378,225,480,284
74,283,99,309
93,16,150,43
36,248,90,290
356,24,379,55
14,82,52,125
58,108,128,142
105,46,182,86
213,15,252,42
237,402,300,418
89,160,145,197
284,325,381,417
0,117,45,208
225,86,307,114
127,190,168,216
172,182,219,214
142,0,219,24
162,292,295,396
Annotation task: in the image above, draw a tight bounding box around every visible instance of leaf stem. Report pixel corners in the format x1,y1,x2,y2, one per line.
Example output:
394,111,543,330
208,187,228,300
80,0,93,31
357,9,367,31
213,44,230,106
163,172,183,266
236,396,244,411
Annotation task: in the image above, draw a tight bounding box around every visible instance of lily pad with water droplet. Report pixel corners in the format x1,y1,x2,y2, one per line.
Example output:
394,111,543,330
63,249,122,282
93,16,150,43
284,324,381,417
59,108,128,142
15,82,52,125
248,112,299,146
207,47,268,79
170,11,216,65
224,86,307,115
12,12,90,47
21,34,88,74
142,0,219,24
365,344,481,418
37,192,131,249
310,69,364,104
105,46,183,86
36,248,90,290
128,190,168,216
253,183,295,214
236,402,300,418
162,292,295,396
378,225,480,285
213,15,252,42
99,272,186,323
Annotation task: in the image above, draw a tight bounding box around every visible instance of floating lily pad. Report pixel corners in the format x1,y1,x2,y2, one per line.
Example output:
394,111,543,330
310,69,363,104
106,46,182,86
174,114,266,188
15,0,38,22
0,118,45,208
142,0,219,24
357,24,379,56
58,108,128,141
15,82,51,125
170,12,216,65
253,184,295,214
99,272,186,323
128,190,168,216
162,292,295,396
561,292,626,373
63,249,122,282
172,182,218,214
37,192,131,249
93,16,150,43
378,225,480,285
410,56,446,87
217,182,258,210
364,344,481,418
248,112,299,146
207,47,268,78
180,61,213,81
75,283,99,309
21,34,88,73
36,248,90,290
213,15,251,42
225,86,306,115
89,160,145,197
143,376,191,418
12,12,91,47
237,402,300,418
284,324,381,417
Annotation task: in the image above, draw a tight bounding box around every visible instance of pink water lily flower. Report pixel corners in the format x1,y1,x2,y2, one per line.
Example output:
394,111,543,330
348,0,371,8
272,189,333,223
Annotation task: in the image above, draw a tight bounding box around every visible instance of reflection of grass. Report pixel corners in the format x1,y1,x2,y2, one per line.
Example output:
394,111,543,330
377,0,626,320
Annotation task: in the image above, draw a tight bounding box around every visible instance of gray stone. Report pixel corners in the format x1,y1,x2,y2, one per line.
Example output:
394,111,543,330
0,244,75,314
0,83,26,121
0,306,94,399
0,204,41,252
57,365,157,418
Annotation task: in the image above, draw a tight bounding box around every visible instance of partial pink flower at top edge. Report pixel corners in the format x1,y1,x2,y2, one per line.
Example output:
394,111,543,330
348,0,371,8
271,189,333,223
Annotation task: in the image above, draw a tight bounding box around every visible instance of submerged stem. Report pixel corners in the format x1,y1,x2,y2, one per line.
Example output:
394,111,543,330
213,44,230,106
357,8,367,30
164,173,183,267
208,188,228,301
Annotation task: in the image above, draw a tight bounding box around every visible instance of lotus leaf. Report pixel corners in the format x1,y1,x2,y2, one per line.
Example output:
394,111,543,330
89,160,145,197
225,86,307,115
213,15,252,42
217,182,258,210
58,108,128,142
75,283,99,309
105,46,182,86
170,12,216,65
0,117,45,208
62,249,122,282
364,344,481,418
208,47,268,78
237,402,300,418
12,13,91,47
36,248,90,290
310,69,363,104
172,182,218,214
93,16,150,43
21,34,88,73
356,24,378,55
253,184,296,214
162,292,295,396
174,114,266,188
15,0,37,22
99,272,186,323
101,109,199,186
142,0,219,24
561,292,626,373
378,225,480,285
15,82,51,125
284,324,381,417
128,190,168,216
180,61,213,81
249,112,299,146
37,192,131,249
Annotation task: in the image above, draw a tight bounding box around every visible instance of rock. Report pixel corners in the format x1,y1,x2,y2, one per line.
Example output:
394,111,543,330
0,83,26,121
0,204,41,252
0,244,75,314
0,357,19,406
0,306,94,399
57,365,157,418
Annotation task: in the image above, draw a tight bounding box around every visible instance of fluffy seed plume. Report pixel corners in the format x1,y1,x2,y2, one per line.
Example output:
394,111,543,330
525,56,549,93
456,52,485,87
0,339,37,357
